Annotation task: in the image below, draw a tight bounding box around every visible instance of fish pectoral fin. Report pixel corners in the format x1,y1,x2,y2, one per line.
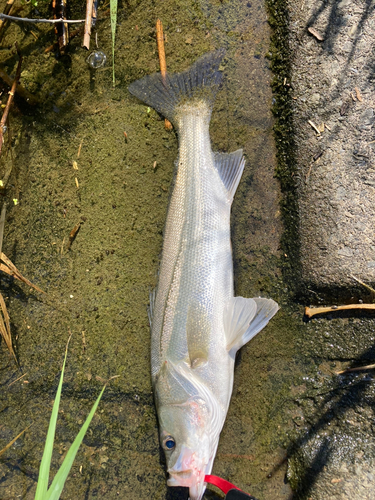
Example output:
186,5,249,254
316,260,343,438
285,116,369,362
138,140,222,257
224,297,279,355
214,150,245,202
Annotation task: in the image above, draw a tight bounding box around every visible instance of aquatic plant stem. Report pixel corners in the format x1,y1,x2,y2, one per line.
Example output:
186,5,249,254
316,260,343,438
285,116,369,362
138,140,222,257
110,0,117,86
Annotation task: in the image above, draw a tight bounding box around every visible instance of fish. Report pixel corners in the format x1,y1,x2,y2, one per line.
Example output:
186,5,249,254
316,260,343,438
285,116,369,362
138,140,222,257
128,49,279,500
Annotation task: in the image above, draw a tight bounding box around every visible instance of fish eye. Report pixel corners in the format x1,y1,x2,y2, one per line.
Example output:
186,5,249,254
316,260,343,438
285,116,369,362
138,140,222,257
163,436,176,450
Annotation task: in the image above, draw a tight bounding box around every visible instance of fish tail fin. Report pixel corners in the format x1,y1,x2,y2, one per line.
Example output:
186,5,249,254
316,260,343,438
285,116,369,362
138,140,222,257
128,49,225,125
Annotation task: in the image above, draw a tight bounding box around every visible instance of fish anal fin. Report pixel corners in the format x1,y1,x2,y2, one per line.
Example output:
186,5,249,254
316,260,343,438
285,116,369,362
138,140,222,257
214,150,245,202
224,296,279,355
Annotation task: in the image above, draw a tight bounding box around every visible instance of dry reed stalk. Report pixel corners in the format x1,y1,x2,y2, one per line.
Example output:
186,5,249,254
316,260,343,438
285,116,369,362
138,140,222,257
83,0,94,50
0,0,15,33
0,43,22,155
156,19,173,131
0,291,16,361
0,252,45,293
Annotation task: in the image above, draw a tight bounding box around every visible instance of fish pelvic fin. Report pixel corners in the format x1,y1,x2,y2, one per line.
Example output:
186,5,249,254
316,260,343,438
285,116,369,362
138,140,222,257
224,297,279,356
214,150,245,202
128,49,225,125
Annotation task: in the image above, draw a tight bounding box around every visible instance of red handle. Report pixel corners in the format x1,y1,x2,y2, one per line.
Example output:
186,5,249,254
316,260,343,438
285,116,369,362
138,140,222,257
204,475,242,494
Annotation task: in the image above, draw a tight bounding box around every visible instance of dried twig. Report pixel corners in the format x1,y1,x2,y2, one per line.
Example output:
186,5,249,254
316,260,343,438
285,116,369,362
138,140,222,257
350,274,375,296
0,203,6,258
0,0,15,33
52,0,69,53
0,44,22,156
0,13,85,24
8,371,27,387
0,252,45,294
0,291,15,361
0,423,32,457
156,19,172,131
335,363,375,375
0,68,37,105
83,0,94,50
305,303,375,318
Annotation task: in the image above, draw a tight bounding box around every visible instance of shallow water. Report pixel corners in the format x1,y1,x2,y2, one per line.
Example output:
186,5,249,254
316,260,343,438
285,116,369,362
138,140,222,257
2,1,371,499
4,1,289,498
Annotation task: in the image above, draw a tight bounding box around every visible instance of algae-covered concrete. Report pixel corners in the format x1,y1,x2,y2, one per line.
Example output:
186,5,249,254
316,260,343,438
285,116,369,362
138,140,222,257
290,0,375,297
0,1,296,499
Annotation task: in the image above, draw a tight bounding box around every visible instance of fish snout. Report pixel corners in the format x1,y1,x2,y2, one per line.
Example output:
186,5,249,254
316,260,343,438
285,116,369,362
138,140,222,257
167,445,207,497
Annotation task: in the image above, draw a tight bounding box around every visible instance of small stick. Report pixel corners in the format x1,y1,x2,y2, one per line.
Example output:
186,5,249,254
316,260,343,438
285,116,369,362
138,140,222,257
308,119,321,135
156,19,172,131
0,13,85,23
0,423,32,457
52,0,69,53
0,203,6,258
305,303,375,318
349,274,375,295
8,372,27,387
83,0,94,50
77,139,83,158
0,68,37,104
0,44,22,156
0,0,15,33
336,363,375,375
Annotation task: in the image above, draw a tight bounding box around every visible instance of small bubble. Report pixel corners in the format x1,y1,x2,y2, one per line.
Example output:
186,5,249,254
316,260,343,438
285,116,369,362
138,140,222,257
87,50,107,69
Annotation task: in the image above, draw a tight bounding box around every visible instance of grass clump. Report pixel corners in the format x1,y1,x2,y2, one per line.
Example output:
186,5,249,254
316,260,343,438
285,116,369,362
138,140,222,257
33,337,107,500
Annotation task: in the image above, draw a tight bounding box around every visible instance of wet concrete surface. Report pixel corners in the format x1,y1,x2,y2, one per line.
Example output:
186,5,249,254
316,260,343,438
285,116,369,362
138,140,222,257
289,0,375,296
269,0,375,498
0,1,293,499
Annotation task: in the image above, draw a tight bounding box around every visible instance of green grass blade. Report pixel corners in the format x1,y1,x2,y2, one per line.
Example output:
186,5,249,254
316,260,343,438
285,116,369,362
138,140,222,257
34,345,69,500
44,385,106,500
110,0,118,85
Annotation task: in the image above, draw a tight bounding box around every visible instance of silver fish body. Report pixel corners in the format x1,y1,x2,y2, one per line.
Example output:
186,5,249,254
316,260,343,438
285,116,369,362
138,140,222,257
129,51,279,500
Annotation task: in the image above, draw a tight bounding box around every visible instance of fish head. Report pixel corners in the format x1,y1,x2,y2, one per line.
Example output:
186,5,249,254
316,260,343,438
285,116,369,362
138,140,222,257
159,398,217,500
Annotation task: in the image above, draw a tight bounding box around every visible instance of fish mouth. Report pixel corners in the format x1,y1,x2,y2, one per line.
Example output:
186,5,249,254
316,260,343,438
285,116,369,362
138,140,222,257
167,469,206,500
167,469,194,486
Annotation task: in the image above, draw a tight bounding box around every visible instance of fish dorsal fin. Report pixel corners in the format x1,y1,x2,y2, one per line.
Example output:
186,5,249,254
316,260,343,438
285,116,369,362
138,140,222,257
214,150,245,202
224,297,279,356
